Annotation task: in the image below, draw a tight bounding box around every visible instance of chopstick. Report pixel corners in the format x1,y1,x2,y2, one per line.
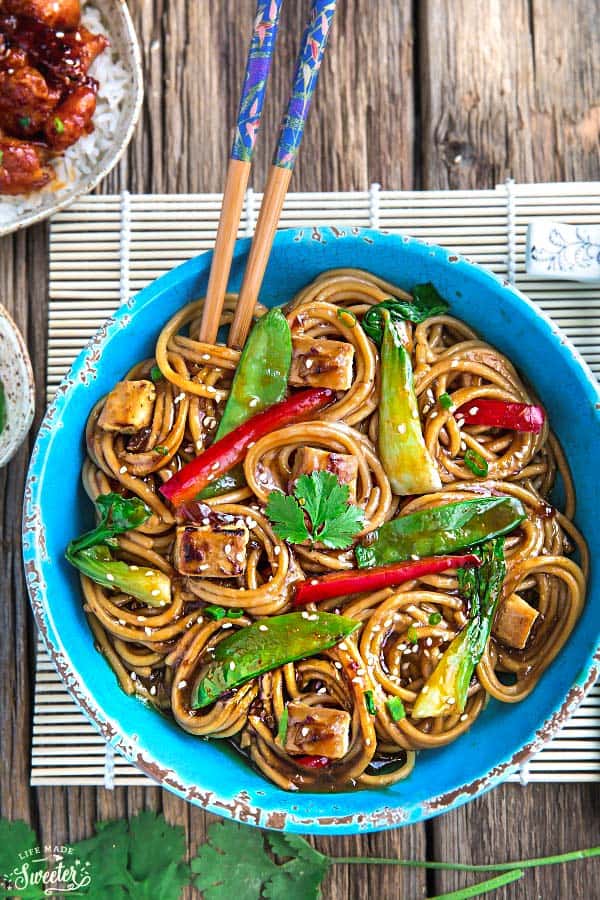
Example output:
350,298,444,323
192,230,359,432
198,0,284,344
227,0,337,350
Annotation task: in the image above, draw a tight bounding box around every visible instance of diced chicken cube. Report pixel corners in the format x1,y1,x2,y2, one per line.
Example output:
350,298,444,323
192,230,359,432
284,701,351,759
493,593,539,649
98,380,156,434
289,335,354,391
174,524,249,578
289,446,359,502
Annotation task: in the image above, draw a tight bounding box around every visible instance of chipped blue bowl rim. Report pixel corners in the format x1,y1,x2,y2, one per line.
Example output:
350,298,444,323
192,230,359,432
23,227,600,835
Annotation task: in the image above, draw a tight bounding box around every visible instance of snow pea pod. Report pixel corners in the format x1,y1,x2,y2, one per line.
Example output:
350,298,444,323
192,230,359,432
200,307,292,498
191,612,359,708
356,496,526,568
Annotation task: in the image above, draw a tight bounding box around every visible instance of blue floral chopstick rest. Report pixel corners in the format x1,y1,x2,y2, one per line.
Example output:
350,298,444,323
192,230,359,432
526,220,600,282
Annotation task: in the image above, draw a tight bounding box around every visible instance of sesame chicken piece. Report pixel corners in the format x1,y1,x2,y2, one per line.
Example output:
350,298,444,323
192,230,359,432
289,335,354,391
284,701,351,759
493,593,539,650
3,0,81,30
174,524,249,578
289,446,359,502
97,380,156,434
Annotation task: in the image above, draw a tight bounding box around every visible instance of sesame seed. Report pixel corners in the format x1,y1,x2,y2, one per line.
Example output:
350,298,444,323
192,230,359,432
258,624,268,632
310,579,318,586
118,619,126,625
211,461,220,471
221,623,233,629
137,616,146,622
106,573,114,582
425,637,433,647
469,407,479,415
144,627,152,636
196,440,203,450
446,697,456,705
305,359,314,369
422,685,429,694
202,353,211,360
334,661,343,669
338,642,348,651
249,398,259,407
301,611,310,619
352,677,363,685
273,546,281,555
397,423,406,434
119,466,128,474
301,726,310,736
178,680,187,689
236,552,245,563
365,738,372,747
224,544,232,554
130,672,137,681
410,554,419,560
145,571,154,577
130,565,139,571
308,613,319,621
150,685,157,696
318,686,327,694
460,713,468,721
199,563,209,571
247,441,256,449
202,517,210,525
229,661,236,671
151,589,160,597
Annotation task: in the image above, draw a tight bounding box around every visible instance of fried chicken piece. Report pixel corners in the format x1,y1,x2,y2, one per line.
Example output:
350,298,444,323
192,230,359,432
0,60,61,136
0,16,108,83
3,0,81,31
0,135,53,194
44,83,96,150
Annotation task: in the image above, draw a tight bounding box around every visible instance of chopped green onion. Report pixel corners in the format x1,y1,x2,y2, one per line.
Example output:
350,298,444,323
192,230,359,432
428,612,442,626
386,696,406,722
0,151,4,166
19,116,31,128
406,625,419,644
337,307,357,328
154,445,169,456
150,364,164,383
364,690,377,715
54,117,65,134
226,609,244,618
464,448,489,477
439,392,453,410
204,605,227,621
277,707,289,745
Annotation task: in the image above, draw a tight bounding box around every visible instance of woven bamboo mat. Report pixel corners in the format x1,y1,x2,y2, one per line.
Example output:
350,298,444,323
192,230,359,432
33,182,600,787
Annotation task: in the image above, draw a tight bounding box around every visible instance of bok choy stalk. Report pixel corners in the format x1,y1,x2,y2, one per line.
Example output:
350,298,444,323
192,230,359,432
412,539,506,718
378,311,442,495
65,493,171,607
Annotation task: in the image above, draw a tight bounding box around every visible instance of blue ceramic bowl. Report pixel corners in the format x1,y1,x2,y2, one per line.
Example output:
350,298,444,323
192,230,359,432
23,228,600,834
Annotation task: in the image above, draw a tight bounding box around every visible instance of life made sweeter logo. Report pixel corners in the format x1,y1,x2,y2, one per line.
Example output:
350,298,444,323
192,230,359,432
2,843,92,895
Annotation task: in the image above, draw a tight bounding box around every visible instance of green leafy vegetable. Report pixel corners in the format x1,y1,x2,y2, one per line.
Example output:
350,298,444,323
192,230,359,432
464,448,489,477
0,814,598,900
266,471,364,550
386,696,406,721
68,492,151,555
65,493,170,607
191,822,330,900
362,283,449,346
413,539,506,718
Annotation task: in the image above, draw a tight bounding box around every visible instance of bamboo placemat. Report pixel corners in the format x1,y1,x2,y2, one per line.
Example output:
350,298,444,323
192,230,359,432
33,182,600,787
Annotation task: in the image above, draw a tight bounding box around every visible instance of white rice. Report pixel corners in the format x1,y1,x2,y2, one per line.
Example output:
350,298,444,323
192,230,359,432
0,2,130,227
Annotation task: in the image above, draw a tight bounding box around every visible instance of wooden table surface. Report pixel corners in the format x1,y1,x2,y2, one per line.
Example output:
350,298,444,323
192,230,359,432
1,2,599,897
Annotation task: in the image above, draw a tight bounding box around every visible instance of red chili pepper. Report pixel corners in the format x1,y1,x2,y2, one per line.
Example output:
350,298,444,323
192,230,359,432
160,388,334,507
295,755,330,769
293,554,482,607
454,399,545,434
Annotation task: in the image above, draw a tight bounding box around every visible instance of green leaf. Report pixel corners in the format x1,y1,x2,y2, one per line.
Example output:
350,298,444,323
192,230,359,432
265,832,330,900
191,822,279,900
316,502,364,550
68,819,131,897
362,283,449,345
128,811,187,886
68,493,151,556
265,491,310,544
0,820,46,899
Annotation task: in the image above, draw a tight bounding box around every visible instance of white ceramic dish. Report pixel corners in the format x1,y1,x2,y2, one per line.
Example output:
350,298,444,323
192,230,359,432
0,0,143,237
0,304,35,467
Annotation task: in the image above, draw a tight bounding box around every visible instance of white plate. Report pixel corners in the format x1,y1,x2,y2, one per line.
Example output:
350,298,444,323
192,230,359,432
0,0,143,236
0,304,35,467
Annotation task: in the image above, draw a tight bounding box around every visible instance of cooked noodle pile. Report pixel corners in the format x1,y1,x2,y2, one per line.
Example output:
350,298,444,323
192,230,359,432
80,270,587,791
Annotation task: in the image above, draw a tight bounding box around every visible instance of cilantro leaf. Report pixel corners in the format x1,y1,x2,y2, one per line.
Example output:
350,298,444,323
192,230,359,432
317,501,365,549
68,819,131,897
191,822,279,900
265,491,310,544
265,832,330,900
190,822,329,900
265,471,363,550
0,820,46,899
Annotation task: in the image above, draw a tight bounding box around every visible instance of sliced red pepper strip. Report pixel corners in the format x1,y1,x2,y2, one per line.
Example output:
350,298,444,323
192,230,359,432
293,554,481,607
454,399,545,434
295,755,330,769
160,387,334,507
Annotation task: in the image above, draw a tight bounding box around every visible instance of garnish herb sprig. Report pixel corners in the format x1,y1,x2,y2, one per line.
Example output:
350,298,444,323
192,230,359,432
265,470,364,550
1,814,598,900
